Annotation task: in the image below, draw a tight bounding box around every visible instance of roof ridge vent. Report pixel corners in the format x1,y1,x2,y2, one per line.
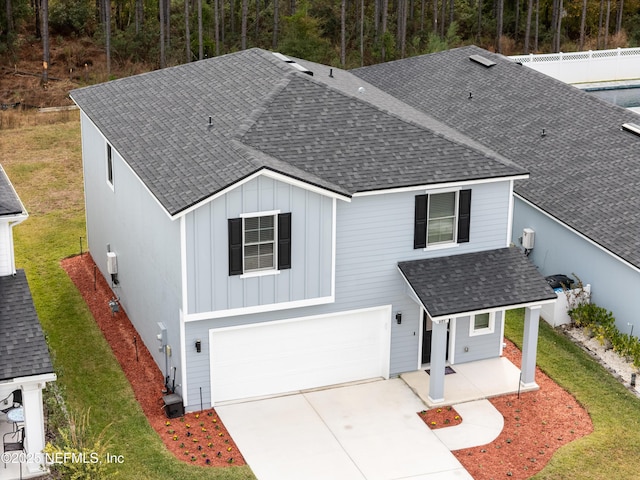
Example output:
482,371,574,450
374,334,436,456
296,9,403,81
271,51,313,76
469,54,497,68
622,122,640,137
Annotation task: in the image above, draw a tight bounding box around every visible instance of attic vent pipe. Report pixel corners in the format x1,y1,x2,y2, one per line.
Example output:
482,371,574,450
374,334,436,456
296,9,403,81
329,68,334,78
469,54,497,68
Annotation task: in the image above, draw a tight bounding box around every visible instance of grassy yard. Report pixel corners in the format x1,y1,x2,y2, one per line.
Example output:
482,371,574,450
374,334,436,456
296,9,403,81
505,310,640,479
1,115,254,479
3,115,640,479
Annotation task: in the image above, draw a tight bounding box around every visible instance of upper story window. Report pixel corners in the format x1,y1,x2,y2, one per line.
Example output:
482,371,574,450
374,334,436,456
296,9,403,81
414,189,471,249
228,212,291,276
106,144,114,187
469,311,495,336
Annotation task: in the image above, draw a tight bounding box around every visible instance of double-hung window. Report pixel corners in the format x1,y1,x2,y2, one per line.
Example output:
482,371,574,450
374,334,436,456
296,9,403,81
106,144,114,187
414,189,471,249
228,212,291,276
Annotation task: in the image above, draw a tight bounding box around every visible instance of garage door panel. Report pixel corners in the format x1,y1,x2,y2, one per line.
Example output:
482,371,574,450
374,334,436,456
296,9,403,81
210,307,391,404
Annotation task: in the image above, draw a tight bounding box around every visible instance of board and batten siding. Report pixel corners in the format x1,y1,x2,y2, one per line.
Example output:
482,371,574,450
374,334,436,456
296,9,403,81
80,112,183,388
184,175,333,313
183,179,513,408
513,197,640,336
0,223,14,276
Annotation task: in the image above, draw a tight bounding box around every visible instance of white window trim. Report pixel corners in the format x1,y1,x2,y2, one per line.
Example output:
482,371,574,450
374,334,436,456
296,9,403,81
469,311,496,337
425,189,460,249
106,144,114,191
240,210,280,275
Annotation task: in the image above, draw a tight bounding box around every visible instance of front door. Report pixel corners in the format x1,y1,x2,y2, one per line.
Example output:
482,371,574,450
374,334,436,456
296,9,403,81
422,311,449,365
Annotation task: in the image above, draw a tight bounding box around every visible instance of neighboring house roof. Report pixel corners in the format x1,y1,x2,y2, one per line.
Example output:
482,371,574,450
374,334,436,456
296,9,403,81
70,48,527,217
0,165,25,217
353,45,640,270
0,270,54,381
398,247,557,319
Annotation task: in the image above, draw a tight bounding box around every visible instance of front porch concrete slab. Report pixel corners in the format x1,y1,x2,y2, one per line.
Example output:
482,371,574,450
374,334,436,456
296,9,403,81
401,357,539,407
433,399,504,450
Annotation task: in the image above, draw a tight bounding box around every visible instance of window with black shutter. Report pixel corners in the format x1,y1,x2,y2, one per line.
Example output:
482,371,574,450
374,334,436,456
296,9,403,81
414,189,471,248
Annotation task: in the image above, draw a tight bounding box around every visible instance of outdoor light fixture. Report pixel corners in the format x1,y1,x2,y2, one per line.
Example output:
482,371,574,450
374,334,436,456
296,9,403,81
395,312,402,325
195,340,201,353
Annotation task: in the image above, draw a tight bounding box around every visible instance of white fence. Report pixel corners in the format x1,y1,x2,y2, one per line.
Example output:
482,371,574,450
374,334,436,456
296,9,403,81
510,48,640,84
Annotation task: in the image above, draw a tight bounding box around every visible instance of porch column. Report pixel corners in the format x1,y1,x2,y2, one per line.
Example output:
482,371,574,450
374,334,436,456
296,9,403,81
521,305,541,388
428,318,449,404
22,382,48,474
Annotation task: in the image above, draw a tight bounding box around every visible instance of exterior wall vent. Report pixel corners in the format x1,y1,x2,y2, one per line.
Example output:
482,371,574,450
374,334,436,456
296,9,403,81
469,54,497,68
622,123,640,137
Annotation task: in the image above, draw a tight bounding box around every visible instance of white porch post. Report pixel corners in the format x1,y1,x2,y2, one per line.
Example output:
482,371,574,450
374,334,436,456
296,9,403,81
21,383,48,474
521,305,541,388
428,318,449,404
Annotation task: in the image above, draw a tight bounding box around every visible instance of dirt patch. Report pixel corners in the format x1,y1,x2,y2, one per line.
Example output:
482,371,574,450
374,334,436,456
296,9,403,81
61,253,245,468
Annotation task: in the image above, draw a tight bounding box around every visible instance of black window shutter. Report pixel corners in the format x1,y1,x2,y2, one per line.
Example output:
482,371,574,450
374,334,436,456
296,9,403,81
414,195,428,249
228,218,243,275
457,189,472,243
277,213,292,270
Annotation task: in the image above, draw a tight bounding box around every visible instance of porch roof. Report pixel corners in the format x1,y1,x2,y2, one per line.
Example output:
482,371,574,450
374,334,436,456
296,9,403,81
0,270,54,382
398,247,557,320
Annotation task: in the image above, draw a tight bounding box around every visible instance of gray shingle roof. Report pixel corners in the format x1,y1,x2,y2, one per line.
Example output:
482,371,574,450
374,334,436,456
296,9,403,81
398,248,557,318
353,45,640,269
71,48,527,216
0,165,25,217
0,270,54,381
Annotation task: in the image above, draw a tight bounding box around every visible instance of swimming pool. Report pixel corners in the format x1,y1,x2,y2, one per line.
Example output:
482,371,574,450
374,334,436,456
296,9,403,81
585,85,640,108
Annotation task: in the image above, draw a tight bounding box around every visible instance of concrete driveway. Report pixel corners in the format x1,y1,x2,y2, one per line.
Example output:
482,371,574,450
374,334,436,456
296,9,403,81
216,379,473,480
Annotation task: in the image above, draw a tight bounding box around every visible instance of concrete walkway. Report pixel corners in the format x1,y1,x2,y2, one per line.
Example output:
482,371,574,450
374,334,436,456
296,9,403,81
217,378,504,480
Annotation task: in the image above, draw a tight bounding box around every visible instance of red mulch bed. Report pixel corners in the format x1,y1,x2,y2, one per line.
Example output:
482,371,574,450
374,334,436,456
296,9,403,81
419,341,593,479
63,253,593,477
61,253,245,468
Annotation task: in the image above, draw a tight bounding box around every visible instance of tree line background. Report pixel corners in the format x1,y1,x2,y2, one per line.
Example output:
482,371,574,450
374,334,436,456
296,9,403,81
1,0,639,75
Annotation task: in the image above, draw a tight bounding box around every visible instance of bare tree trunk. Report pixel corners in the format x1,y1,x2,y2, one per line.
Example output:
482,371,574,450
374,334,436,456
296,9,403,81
341,0,346,66
104,0,111,75
360,0,364,66
433,0,438,34
159,0,165,67
476,0,481,41
166,0,171,49
41,0,49,83
6,0,14,34
440,0,445,36
381,0,387,61
524,0,532,52
33,0,41,38
555,0,563,51
241,0,247,49
214,0,220,55
598,0,603,48
273,0,279,47
398,0,407,58
495,0,503,52
374,0,380,40
605,0,611,47
535,0,539,50
198,0,203,58
616,0,623,33
579,0,587,49
135,0,143,33
231,0,235,34
420,0,425,32
449,0,453,26
255,0,259,41
185,0,191,61
514,0,519,41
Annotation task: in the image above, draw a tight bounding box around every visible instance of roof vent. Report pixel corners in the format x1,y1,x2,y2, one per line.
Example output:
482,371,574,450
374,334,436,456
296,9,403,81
622,123,640,137
288,61,313,76
469,54,496,68
272,52,293,63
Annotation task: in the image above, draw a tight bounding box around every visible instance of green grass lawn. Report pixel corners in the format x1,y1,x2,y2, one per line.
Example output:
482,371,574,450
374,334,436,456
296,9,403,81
505,309,640,479
3,116,640,479
2,116,254,479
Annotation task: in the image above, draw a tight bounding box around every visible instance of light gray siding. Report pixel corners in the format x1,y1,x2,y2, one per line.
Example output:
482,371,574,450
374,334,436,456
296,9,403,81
184,180,513,409
185,176,333,313
80,113,183,389
513,197,640,335
451,312,504,364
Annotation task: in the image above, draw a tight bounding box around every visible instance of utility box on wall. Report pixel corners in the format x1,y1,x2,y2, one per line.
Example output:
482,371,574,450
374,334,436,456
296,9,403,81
107,251,118,274
522,228,535,249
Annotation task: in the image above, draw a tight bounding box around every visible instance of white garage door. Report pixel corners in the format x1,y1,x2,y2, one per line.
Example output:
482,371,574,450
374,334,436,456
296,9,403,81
209,306,391,404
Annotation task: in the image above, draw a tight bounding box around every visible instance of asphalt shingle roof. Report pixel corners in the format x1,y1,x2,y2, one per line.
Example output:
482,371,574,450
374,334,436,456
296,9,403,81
398,248,557,318
353,45,640,269
71,48,527,216
0,165,25,217
0,270,54,381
